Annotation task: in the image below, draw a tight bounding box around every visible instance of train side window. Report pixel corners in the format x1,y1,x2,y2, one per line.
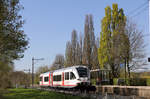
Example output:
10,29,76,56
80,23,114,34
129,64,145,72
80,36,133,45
53,75,61,81
65,72,69,80
53,76,57,81
58,75,61,81
40,77,42,81
70,72,76,80
44,76,49,82
53,76,56,81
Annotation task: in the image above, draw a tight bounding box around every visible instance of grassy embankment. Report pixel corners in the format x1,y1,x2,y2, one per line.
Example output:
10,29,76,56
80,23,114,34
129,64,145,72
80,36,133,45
1,88,88,99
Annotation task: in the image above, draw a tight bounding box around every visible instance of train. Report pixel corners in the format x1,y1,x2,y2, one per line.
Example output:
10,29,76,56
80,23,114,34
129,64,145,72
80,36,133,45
39,65,92,89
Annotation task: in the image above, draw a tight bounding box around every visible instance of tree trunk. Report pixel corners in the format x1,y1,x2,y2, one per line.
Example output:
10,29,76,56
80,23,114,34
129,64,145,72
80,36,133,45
124,58,127,85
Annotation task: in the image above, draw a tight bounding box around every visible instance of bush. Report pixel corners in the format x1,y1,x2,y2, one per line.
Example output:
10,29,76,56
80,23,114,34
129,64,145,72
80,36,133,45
130,78,147,86
113,78,118,85
91,79,96,85
117,79,124,85
113,78,148,86
146,78,150,86
117,79,130,85
125,79,130,86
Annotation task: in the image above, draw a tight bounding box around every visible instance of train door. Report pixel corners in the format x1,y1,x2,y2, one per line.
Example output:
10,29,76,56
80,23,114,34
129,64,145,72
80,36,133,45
69,72,76,86
64,72,69,86
40,76,43,85
49,73,51,86
51,73,53,86
62,72,64,86
42,76,43,85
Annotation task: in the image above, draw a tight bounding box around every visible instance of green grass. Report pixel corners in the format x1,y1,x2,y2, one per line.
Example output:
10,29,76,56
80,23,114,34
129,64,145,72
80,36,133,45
1,88,88,99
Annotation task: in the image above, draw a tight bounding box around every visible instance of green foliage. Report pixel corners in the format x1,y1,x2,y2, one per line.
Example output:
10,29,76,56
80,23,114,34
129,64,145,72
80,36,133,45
91,79,96,85
2,88,88,99
0,0,28,60
0,61,13,89
98,4,127,77
112,78,150,86
130,78,147,86
113,78,118,85
0,0,28,89
125,79,130,86
146,78,150,86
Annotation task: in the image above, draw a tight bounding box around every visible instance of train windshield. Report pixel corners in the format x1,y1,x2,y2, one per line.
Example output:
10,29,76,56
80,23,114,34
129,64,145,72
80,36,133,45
76,67,88,77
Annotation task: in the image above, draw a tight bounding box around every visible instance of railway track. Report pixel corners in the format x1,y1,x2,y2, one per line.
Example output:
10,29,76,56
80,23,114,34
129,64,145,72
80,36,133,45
33,87,148,99
35,87,98,99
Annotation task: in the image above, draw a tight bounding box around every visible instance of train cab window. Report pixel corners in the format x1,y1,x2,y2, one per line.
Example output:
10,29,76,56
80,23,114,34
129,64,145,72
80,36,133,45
40,77,42,81
70,72,76,80
65,72,69,80
44,77,49,82
76,67,88,77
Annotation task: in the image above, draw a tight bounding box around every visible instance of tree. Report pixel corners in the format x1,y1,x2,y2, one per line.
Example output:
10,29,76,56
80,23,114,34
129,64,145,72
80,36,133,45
65,30,83,66
98,4,126,78
79,33,83,64
35,66,49,84
36,66,49,74
98,6,112,69
10,71,29,88
65,41,73,67
83,14,97,70
0,0,28,61
124,19,146,78
0,0,28,89
71,30,78,65
88,15,100,70
91,37,100,70
51,54,65,70
0,61,13,88
75,42,81,65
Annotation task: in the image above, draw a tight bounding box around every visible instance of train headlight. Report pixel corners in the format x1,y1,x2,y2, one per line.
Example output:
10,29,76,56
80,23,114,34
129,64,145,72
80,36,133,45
77,78,81,81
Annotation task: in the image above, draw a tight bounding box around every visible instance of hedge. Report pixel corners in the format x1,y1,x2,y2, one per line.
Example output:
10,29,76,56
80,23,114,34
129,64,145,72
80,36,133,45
113,78,148,86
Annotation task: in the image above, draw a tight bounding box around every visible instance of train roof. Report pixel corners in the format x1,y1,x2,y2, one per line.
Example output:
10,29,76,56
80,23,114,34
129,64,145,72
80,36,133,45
40,65,88,76
53,65,88,72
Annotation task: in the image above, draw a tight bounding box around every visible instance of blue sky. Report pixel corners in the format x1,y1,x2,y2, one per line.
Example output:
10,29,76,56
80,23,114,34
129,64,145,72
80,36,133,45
14,0,149,72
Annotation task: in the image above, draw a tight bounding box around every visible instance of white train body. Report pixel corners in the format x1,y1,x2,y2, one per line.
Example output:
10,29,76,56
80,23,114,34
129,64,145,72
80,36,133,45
39,65,90,88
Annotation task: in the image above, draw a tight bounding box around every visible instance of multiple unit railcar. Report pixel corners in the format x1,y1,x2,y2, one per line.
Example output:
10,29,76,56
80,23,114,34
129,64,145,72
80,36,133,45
39,65,91,88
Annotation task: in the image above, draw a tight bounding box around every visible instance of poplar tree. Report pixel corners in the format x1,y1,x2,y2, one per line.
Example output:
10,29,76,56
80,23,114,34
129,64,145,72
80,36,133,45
98,4,126,77
82,15,91,69
65,41,73,67
98,6,112,69
79,33,83,65
71,30,78,65
82,14,98,70
51,54,65,70
75,42,80,65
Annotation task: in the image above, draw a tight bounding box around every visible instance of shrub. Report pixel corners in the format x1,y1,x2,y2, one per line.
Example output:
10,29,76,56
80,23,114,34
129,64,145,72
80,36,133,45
146,78,150,86
117,78,130,85
113,78,118,85
130,78,147,86
91,79,96,85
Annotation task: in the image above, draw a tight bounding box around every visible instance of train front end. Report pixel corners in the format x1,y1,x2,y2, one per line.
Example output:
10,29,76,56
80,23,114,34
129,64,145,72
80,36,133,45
75,66,91,88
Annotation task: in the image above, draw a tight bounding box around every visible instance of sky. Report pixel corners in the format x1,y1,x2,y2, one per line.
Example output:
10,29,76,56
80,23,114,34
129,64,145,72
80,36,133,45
14,0,150,72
